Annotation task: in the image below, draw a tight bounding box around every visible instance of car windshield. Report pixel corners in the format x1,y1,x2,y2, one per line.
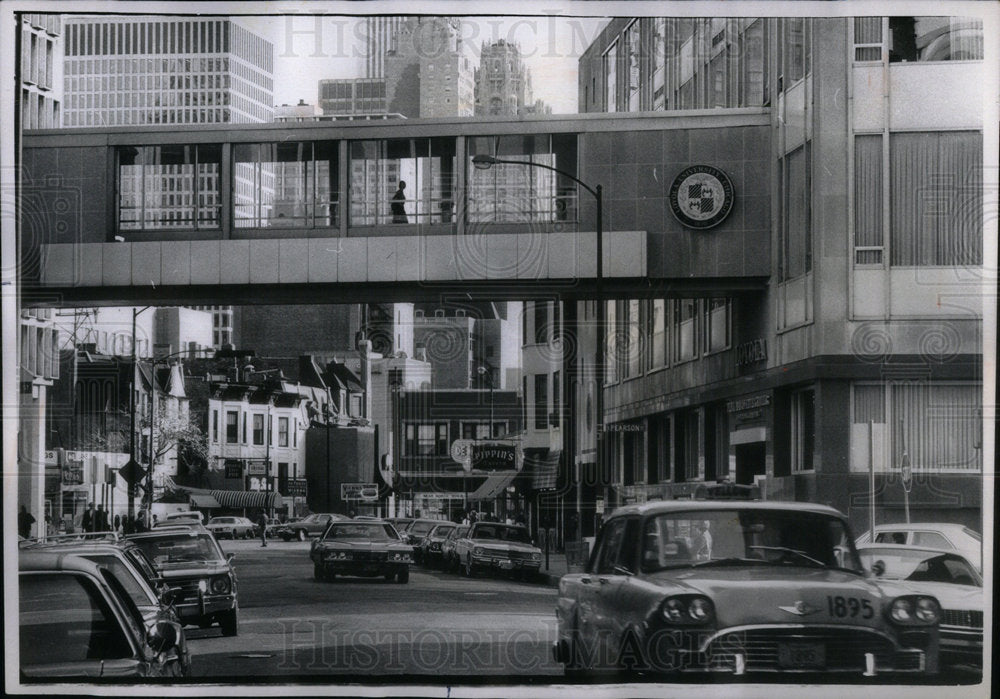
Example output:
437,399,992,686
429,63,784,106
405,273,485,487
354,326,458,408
408,521,436,535
323,523,398,541
131,533,224,565
431,524,456,538
859,549,981,586
640,509,863,573
472,524,532,544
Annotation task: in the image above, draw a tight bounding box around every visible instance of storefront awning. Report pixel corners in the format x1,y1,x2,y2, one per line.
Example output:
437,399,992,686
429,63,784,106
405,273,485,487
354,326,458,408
188,493,222,509
526,449,561,491
467,472,517,501
209,489,283,510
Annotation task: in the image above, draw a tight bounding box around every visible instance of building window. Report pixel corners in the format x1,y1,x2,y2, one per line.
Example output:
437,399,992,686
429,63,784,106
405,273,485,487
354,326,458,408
779,142,812,281
605,299,617,383
889,17,983,62
467,133,578,223
278,417,289,447
624,21,641,111
404,422,449,456
651,19,666,109
118,144,221,231
534,374,548,430
889,131,982,266
625,300,641,378
648,299,666,369
533,301,548,344
673,299,697,363
225,410,238,443
349,137,455,225
604,41,617,111
233,141,339,228
853,134,884,265
851,382,982,473
791,388,815,472
212,409,218,443
252,413,264,445
704,298,731,354
853,17,883,61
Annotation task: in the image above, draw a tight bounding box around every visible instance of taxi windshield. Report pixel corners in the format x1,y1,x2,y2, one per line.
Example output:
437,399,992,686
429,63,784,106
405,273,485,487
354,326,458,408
640,509,863,574
131,533,224,565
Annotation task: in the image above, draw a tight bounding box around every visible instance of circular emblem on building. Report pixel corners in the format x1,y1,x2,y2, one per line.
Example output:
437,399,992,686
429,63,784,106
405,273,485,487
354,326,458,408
668,165,735,230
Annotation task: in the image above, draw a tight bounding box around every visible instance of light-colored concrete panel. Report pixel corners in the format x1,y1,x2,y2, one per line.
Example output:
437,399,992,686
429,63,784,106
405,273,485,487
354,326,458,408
605,231,645,278
423,236,459,280
516,232,548,280
219,240,250,285
249,239,280,284
307,238,339,282
278,238,309,283
190,241,221,285
547,232,578,279
890,267,983,317
338,237,369,282
131,242,162,287
395,236,421,281
452,234,488,280
575,230,598,279
486,234,518,280
852,268,885,319
367,237,397,282
852,66,885,132
160,241,191,285
40,244,77,286
79,243,102,286
102,242,131,286
889,62,983,130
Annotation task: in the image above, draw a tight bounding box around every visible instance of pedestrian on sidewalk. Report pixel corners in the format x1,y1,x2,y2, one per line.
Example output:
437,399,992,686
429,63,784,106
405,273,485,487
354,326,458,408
18,506,35,539
259,512,268,547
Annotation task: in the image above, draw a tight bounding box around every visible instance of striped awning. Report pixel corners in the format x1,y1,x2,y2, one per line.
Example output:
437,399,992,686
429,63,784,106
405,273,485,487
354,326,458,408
188,493,222,509
467,471,517,501
526,449,561,491
209,489,282,510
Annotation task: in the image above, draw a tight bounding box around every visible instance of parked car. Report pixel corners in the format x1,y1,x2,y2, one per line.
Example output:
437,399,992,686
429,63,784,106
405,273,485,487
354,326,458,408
417,522,458,567
858,544,983,668
19,550,187,678
400,518,443,557
386,518,414,536
855,523,982,573
18,532,191,675
553,500,942,678
127,527,239,636
453,522,543,579
310,520,413,583
205,516,258,540
161,510,205,525
441,524,470,572
273,513,348,541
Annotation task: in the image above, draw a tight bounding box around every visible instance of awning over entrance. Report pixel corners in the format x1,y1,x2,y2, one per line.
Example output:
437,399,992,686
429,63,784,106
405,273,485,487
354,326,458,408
467,472,517,501
525,449,561,491
188,493,222,509
210,489,282,510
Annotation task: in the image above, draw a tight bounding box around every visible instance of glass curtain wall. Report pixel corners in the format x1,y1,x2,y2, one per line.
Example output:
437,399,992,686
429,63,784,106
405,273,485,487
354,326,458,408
233,141,338,228
118,144,221,230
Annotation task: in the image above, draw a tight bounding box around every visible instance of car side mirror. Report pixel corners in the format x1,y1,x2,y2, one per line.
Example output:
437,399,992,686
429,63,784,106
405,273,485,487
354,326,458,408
147,619,181,653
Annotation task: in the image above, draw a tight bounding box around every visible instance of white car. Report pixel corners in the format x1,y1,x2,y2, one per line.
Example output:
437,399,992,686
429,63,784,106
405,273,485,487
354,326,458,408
855,523,982,572
205,516,257,539
858,544,982,668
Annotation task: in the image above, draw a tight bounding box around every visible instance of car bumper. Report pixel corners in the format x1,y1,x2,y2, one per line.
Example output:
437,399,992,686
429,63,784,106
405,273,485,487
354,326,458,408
940,627,983,664
173,594,237,622
319,561,409,577
471,554,541,571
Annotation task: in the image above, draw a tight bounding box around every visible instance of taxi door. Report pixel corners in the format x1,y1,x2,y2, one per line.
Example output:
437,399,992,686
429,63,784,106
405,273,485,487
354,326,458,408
576,518,631,668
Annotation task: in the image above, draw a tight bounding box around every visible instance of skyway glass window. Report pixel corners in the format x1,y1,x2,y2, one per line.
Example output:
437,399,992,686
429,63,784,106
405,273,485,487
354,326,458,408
233,141,338,228
889,17,983,62
118,144,221,231
467,134,578,223
349,138,456,225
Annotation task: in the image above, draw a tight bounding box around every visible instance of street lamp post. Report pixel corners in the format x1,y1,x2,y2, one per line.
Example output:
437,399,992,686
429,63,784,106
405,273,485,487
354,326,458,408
128,306,152,524
471,154,603,540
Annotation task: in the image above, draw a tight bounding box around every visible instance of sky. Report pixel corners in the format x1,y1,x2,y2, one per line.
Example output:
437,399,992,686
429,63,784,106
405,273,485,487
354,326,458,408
239,14,609,113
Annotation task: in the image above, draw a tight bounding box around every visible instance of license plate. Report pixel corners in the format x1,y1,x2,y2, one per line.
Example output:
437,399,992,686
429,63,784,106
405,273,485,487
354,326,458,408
777,643,825,669
496,559,513,569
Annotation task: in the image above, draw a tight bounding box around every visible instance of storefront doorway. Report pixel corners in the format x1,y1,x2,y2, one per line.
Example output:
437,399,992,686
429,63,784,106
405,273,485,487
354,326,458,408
734,442,766,485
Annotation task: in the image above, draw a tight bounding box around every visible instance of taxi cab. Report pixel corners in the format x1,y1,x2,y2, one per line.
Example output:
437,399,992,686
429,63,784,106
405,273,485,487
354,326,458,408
554,500,941,678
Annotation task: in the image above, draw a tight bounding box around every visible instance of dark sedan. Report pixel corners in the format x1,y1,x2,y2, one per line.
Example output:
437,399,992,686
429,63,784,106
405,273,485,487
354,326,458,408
310,521,413,583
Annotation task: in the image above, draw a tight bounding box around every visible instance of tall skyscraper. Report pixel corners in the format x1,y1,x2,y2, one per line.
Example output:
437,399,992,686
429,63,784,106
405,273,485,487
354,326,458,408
363,16,405,79
61,16,274,126
19,13,61,129
474,39,532,116
385,17,475,118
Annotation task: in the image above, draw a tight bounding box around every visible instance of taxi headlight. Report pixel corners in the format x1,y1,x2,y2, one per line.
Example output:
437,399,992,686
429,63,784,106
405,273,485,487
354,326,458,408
662,595,714,625
889,598,914,623
210,575,231,594
688,597,714,622
915,597,940,623
662,598,686,623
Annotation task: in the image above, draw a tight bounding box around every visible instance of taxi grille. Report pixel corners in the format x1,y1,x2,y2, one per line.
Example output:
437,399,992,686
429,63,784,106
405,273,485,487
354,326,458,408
941,609,982,629
353,551,388,562
705,629,898,672
167,578,204,603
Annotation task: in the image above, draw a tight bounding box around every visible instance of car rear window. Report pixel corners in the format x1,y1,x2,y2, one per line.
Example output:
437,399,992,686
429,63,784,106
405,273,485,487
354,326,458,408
20,573,133,665
324,523,398,541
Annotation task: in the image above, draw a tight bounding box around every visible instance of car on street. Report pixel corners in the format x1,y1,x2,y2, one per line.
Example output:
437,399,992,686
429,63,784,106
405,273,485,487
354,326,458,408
273,513,348,541
417,522,459,567
310,520,413,583
401,518,444,555
127,526,239,636
453,522,543,579
386,518,414,536
855,522,982,573
858,544,983,668
553,500,942,678
205,516,258,540
19,550,188,679
441,524,469,572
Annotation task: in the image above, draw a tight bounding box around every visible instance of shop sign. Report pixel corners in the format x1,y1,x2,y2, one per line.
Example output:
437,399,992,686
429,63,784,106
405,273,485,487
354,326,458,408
62,455,84,485
246,460,269,476
735,338,767,366
286,479,307,497
224,460,243,479
471,442,519,472
726,394,771,414
595,498,605,514
342,483,378,501
668,165,735,230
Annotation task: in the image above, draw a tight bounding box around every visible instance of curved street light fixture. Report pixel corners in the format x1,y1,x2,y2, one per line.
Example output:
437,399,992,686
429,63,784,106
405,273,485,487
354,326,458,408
472,153,605,542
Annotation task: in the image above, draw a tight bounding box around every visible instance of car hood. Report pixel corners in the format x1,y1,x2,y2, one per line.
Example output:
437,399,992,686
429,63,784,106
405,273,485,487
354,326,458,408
158,561,231,577
471,541,539,554
648,566,883,628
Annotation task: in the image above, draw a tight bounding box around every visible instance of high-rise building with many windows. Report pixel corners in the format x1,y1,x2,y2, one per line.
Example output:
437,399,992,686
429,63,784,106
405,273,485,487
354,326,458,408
61,15,274,127
362,16,405,79
19,13,62,129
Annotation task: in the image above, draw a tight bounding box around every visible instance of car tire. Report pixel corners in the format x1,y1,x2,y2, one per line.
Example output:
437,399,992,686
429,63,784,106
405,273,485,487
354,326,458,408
297,529,307,542
219,608,238,637
397,569,409,584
